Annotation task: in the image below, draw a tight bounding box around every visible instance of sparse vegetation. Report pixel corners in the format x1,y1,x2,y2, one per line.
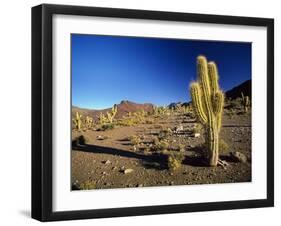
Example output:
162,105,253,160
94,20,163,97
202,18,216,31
155,139,169,151
167,151,185,171
191,123,202,136
99,123,115,131
178,144,186,152
73,112,83,130
106,105,118,123
85,116,94,128
118,110,150,126
159,127,173,139
98,105,118,125
145,118,154,124
98,112,108,124
241,92,250,113
74,180,96,190
225,108,236,119
129,135,141,146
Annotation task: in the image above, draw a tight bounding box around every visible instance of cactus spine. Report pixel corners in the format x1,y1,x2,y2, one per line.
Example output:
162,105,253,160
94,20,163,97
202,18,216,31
73,112,82,130
190,56,224,166
241,92,250,113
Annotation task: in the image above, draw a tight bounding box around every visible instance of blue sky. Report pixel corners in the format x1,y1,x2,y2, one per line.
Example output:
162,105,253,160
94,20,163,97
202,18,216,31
72,34,251,109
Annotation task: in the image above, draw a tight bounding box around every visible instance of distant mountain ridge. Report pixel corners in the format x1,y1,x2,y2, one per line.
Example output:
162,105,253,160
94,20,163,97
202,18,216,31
72,79,252,120
225,79,251,99
72,100,154,121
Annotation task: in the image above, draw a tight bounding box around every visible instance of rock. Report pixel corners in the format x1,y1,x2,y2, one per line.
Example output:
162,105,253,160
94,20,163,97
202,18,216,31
169,181,174,185
136,184,143,187
174,124,184,133
193,133,200,138
230,151,247,163
124,168,134,174
102,160,111,164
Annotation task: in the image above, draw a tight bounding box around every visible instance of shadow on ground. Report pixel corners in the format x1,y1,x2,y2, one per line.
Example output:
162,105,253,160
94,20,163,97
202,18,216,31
73,144,168,170
73,143,211,169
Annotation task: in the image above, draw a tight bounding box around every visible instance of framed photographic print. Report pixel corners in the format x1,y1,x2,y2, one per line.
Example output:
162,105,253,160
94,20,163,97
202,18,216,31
32,4,274,221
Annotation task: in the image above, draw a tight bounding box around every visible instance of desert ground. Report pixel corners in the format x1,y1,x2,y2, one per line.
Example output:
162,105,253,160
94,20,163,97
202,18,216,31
71,98,251,190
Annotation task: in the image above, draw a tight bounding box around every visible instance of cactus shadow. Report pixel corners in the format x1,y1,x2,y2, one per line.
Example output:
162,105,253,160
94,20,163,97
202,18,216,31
183,146,207,167
72,144,167,170
219,154,236,163
183,156,207,167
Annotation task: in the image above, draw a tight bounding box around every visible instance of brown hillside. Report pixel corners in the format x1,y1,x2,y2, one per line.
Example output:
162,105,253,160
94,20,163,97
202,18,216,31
72,100,154,121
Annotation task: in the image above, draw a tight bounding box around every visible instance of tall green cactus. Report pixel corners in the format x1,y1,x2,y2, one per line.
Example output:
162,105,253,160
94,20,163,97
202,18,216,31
241,92,250,113
73,112,82,130
190,56,224,166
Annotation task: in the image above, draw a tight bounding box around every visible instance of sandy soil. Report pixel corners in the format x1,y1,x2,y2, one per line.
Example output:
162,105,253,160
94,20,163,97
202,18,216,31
71,111,251,190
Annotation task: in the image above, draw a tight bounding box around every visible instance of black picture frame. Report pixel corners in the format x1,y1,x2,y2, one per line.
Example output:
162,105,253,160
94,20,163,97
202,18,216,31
32,3,274,222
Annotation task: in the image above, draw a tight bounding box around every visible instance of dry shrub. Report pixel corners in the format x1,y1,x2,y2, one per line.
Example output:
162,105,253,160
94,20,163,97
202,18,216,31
167,152,185,171
77,180,96,190
129,135,141,146
72,135,89,146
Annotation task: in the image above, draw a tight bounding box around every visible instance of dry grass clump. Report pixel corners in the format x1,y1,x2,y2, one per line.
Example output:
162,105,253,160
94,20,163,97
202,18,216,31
191,123,202,135
145,118,155,124
99,123,115,131
129,135,141,146
73,180,96,190
158,127,173,139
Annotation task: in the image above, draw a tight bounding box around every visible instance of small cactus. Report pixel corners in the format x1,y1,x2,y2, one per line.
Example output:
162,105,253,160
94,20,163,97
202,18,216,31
73,112,82,130
98,112,107,125
241,92,250,113
190,55,224,166
106,104,118,123
85,116,94,128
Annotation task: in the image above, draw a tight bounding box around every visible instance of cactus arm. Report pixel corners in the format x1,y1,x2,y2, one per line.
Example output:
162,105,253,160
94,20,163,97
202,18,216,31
213,91,224,129
213,91,224,116
208,62,219,94
241,92,250,113
241,92,245,101
197,56,214,126
197,56,211,99
74,112,82,130
190,82,208,124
